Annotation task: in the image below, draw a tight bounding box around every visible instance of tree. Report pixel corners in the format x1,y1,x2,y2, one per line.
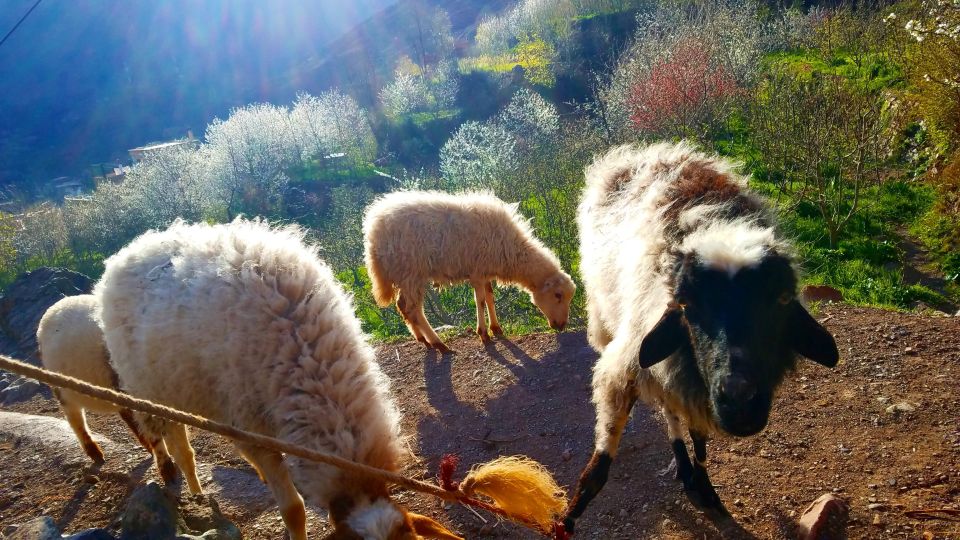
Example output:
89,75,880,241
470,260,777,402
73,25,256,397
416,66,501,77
291,91,377,168
898,0,960,144
439,121,518,191
514,33,557,87
626,38,739,140
205,103,295,218
751,71,895,248
379,70,430,119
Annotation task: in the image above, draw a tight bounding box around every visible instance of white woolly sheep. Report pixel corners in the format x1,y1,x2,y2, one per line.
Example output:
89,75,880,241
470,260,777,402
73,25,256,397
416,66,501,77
36,294,175,479
563,142,840,530
363,190,576,352
94,219,462,540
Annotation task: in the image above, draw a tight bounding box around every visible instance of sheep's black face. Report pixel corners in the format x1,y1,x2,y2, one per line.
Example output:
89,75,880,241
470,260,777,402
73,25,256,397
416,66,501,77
638,254,840,438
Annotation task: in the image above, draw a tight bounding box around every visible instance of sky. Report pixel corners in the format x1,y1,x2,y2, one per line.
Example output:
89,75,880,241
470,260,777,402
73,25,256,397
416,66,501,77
0,0,395,184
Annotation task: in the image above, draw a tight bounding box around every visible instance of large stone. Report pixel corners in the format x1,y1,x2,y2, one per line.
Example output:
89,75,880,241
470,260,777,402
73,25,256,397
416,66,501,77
801,285,844,304
0,411,119,467
0,267,93,366
797,493,849,540
176,495,242,540
1,378,42,404
119,483,179,540
3,516,61,540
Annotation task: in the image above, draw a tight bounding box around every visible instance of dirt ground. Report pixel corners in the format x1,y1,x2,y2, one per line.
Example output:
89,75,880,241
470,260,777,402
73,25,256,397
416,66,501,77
1,304,958,539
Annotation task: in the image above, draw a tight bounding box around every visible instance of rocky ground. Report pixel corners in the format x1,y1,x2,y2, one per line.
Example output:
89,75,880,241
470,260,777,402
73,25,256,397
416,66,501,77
1,304,958,539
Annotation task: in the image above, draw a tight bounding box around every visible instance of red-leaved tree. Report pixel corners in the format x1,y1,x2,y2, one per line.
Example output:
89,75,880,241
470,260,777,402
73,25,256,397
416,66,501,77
627,39,739,140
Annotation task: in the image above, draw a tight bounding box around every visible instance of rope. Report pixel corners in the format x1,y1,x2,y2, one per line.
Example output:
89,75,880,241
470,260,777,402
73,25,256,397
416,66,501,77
0,354,549,535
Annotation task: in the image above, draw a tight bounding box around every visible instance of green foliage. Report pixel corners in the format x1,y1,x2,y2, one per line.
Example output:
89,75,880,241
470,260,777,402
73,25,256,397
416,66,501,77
514,34,557,87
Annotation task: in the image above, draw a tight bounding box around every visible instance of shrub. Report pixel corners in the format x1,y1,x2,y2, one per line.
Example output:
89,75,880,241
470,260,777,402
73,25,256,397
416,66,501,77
627,38,740,139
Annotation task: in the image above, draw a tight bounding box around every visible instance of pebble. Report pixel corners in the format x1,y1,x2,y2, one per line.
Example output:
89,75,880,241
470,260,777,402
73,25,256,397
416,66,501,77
885,402,916,414
872,514,883,526
561,448,572,462
867,503,886,511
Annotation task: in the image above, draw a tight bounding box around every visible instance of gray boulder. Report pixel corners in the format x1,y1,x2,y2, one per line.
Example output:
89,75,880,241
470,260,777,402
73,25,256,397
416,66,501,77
3,516,61,540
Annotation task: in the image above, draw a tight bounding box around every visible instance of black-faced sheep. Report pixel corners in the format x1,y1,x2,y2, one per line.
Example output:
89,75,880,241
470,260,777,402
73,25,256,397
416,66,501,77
363,190,576,352
94,219,462,540
563,143,840,530
36,294,177,481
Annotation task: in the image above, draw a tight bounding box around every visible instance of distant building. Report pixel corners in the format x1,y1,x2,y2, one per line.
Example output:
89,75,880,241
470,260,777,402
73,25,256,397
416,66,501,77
48,176,85,199
128,130,199,163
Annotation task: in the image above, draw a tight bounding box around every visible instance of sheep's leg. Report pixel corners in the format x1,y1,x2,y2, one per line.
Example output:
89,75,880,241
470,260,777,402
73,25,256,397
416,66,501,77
397,290,429,344
664,413,724,513
587,301,612,351
563,392,637,532
237,447,267,483
400,290,450,353
484,281,503,336
149,435,179,485
163,422,203,495
60,398,105,464
396,291,426,344
471,281,491,342
118,408,154,453
237,444,307,540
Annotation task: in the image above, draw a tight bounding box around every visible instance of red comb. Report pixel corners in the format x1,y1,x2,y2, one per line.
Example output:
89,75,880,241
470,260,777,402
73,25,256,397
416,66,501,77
553,521,572,540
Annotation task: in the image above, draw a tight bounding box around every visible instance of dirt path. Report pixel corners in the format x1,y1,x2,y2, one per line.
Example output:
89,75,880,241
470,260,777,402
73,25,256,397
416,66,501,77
1,304,958,539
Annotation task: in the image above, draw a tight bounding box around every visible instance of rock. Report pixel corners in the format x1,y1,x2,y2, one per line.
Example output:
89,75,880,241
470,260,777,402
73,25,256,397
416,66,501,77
119,482,178,540
4,516,61,540
885,402,917,415
0,267,94,364
801,285,843,304
1,378,42,404
561,448,572,462
177,495,242,540
64,529,116,540
867,503,886,511
0,411,119,467
797,493,848,540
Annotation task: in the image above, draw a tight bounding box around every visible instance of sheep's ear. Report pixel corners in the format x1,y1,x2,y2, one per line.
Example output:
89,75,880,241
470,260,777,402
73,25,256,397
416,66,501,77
540,276,557,292
787,300,839,367
407,512,463,540
639,307,686,368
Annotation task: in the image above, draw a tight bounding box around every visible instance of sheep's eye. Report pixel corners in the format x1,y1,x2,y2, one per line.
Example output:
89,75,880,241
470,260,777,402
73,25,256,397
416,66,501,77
778,292,793,305
555,292,563,302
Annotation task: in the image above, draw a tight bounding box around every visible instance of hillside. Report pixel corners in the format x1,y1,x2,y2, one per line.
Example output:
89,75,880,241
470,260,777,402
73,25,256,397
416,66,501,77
0,0,392,187
1,305,958,538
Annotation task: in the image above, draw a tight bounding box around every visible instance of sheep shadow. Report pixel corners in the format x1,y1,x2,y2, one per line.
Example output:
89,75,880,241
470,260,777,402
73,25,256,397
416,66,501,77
55,456,155,531
402,331,760,539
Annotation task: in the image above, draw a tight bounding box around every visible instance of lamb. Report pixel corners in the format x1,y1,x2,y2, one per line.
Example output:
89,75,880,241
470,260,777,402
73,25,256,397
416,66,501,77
562,142,840,531
94,218,462,540
363,190,576,352
36,294,177,482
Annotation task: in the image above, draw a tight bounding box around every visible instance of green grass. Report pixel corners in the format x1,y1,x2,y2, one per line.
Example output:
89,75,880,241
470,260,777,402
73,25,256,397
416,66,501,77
401,108,461,127
765,50,905,91
289,160,378,183
459,55,523,75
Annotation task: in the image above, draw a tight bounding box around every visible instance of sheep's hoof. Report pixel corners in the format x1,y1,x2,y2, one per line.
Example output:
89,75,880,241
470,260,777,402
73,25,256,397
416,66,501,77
83,441,106,464
433,342,453,354
683,463,727,514
490,324,504,336
477,328,492,343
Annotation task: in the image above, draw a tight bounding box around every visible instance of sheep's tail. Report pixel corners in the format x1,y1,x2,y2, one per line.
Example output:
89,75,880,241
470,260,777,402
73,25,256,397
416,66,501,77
366,252,396,307
459,456,567,534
